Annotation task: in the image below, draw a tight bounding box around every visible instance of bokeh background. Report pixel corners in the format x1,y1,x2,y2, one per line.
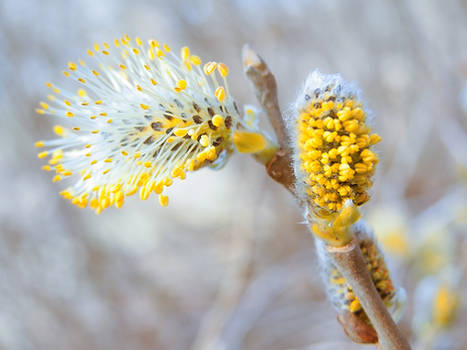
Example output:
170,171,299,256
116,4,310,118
1,1,467,349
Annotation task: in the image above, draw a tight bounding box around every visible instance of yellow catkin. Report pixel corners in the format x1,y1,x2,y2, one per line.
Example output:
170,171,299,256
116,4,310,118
296,72,380,216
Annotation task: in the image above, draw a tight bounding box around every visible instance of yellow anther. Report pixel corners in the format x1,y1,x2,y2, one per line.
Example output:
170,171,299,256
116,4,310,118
369,133,382,145
93,43,100,52
163,43,171,52
203,61,217,75
38,151,48,159
212,114,224,127
68,62,77,71
115,191,125,209
35,108,45,115
181,46,190,60
199,135,209,147
52,175,61,183
78,78,86,84
140,103,150,110
92,70,99,76
63,71,70,77
135,37,142,46
159,194,169,207
78,89,87,97
190,55,202,65
163,177,173,187
174,129,188,137
149,39,159,48
132,48,140,55
175,79,187,92
53,125,65,136
34,141,44,148
217,63,229,77
150,78,157,85
215,87,226,102
144,161,152,168
39,102,49,110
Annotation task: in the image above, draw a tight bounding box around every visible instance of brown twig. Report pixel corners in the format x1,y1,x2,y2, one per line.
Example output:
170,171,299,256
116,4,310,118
242,45,295,193
242,44,411,350
327,236,411,350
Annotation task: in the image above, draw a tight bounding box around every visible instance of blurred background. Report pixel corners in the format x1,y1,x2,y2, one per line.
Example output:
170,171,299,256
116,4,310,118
1,0,466,349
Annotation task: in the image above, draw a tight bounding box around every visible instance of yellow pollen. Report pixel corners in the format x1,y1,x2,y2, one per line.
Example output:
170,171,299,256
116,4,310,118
297,92,379,213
